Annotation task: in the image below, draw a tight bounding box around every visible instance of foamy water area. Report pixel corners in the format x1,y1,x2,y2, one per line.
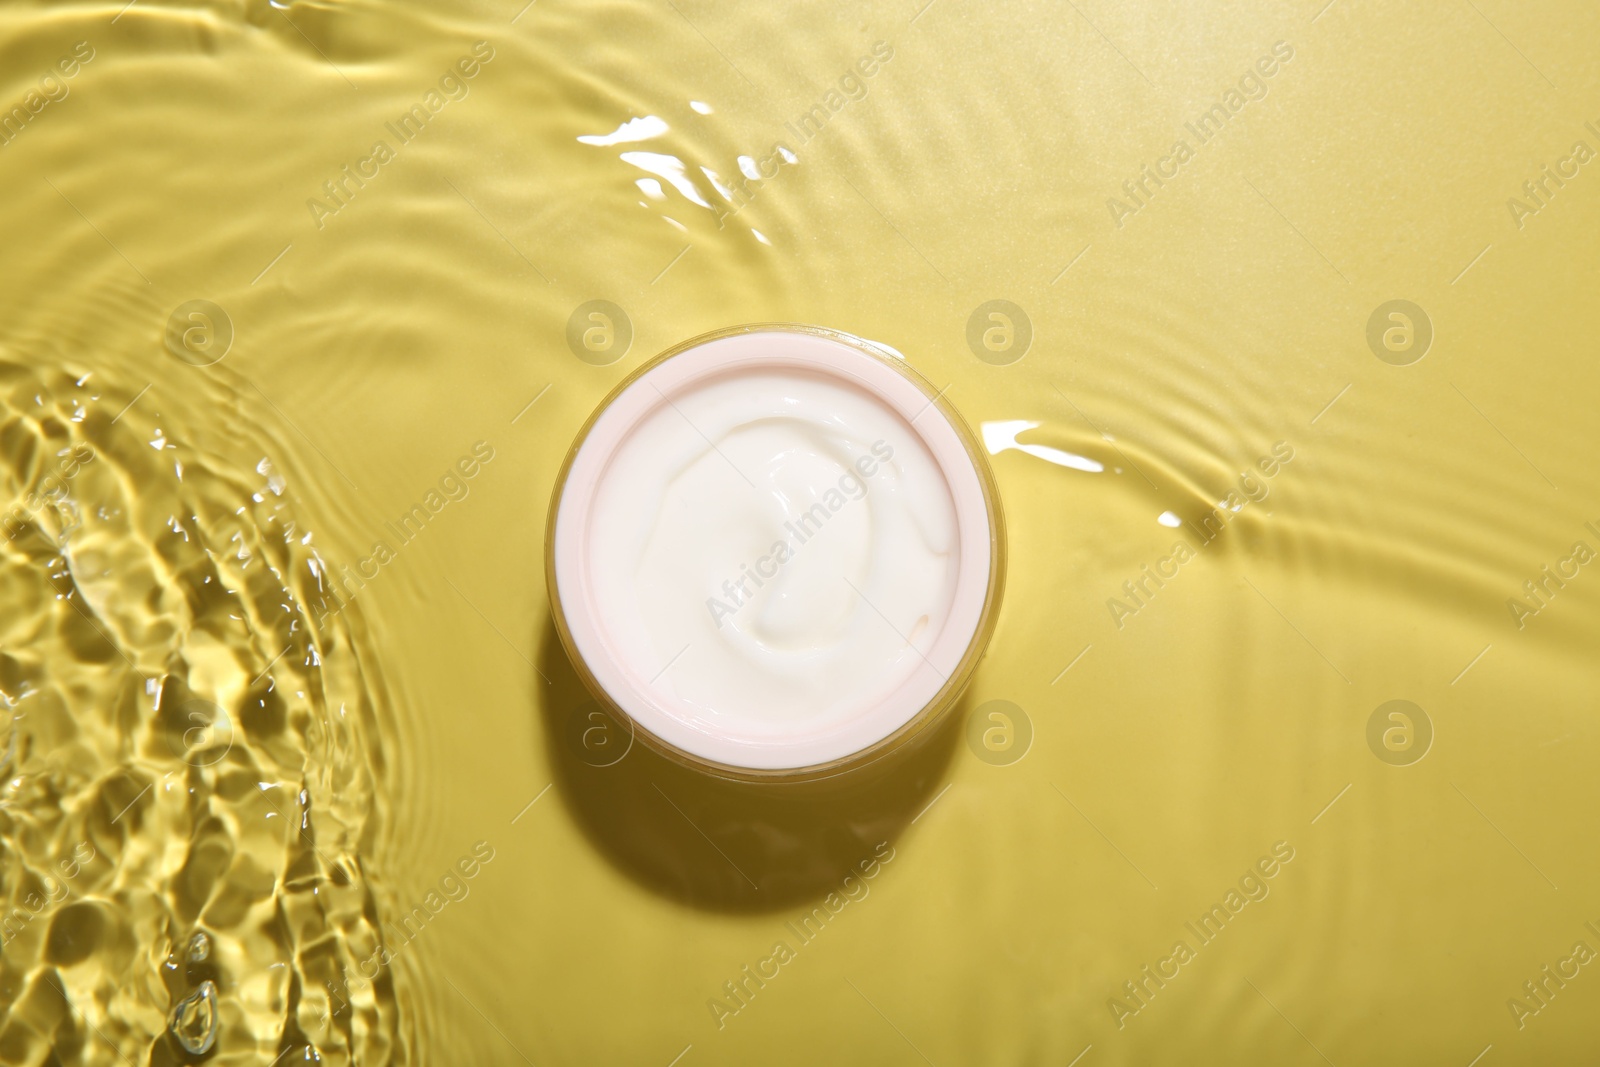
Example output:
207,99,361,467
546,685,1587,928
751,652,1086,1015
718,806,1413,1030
1,1,1597,1064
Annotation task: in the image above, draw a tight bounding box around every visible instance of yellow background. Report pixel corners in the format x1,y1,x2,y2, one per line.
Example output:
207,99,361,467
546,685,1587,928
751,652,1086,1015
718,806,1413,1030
2,0,1598,1063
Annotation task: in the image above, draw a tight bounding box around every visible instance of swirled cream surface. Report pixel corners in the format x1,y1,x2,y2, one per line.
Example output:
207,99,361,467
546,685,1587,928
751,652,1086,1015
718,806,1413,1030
587,367,959,737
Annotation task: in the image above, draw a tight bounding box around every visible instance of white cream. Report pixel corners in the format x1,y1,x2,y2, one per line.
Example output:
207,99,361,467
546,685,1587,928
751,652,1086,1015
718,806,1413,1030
551,329,997,771
588,368,958,738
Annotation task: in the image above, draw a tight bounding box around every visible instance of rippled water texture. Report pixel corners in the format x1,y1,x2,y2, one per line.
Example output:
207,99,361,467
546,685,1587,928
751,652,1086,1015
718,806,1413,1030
3,0,1599,1064
0,358,399,1062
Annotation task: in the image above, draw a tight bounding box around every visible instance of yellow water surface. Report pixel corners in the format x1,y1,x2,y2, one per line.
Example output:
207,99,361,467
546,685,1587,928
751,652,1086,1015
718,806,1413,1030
2,0,1598,1064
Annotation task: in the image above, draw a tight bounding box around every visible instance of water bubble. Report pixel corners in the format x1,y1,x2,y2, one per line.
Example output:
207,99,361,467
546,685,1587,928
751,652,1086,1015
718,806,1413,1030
168,979,219,1056
187,930,211,962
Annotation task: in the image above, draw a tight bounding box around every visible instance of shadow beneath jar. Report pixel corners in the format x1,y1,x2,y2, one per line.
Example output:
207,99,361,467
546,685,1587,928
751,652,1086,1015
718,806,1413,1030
536,616,964,915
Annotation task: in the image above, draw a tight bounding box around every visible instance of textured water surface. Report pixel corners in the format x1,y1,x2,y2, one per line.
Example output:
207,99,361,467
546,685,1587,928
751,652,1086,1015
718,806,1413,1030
2,0,1598,1064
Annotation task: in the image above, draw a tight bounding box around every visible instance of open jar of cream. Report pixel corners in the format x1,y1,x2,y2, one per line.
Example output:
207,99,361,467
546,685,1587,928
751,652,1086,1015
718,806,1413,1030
547,325,1004,780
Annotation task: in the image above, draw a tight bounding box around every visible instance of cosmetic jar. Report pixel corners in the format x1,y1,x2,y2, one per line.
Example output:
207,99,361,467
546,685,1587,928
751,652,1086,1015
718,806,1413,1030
547,324,1004,780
